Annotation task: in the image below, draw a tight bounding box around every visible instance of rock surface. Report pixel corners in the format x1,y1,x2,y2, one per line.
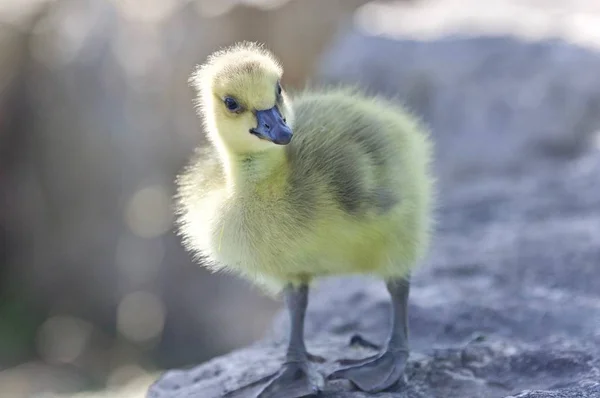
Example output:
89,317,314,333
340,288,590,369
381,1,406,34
147,135,600,397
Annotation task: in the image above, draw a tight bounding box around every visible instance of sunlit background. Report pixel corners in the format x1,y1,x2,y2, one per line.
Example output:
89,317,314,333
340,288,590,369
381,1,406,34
1,0,599,397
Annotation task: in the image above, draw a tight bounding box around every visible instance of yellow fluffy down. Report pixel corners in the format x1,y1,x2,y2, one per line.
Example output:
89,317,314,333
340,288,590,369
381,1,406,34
175,42,435,296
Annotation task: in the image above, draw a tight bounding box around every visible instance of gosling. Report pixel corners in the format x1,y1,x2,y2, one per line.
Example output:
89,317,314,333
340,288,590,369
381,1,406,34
175,42,434,397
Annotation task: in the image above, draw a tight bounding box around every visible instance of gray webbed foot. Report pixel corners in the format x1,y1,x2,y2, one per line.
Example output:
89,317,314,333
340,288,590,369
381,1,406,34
256,361,324,398
348,334,382,351
334,334,382,366
256,283,325,397
329,276,411,393
328,349,408,393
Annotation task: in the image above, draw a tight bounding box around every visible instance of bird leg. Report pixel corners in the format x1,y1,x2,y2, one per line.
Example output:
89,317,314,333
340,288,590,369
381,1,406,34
328,278,410,392
256,283,324,398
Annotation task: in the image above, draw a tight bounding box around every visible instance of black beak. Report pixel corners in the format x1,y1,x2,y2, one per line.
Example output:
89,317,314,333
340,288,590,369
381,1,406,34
250,106,293,145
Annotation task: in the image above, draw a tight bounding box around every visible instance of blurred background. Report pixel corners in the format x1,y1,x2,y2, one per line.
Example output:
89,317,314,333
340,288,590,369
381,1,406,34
1,0,599,397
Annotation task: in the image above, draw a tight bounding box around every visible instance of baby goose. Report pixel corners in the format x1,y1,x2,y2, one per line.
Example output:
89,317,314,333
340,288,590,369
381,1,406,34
175,42,434,397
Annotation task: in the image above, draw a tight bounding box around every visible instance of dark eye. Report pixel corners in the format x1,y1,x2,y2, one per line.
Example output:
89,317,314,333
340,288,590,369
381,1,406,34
224,97,240,112
277,82,282,95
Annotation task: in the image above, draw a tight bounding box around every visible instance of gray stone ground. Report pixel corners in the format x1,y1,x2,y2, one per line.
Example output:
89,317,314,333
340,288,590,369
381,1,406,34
148,32,600,398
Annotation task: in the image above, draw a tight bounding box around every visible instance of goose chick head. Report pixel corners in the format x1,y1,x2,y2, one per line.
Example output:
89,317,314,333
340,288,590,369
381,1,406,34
190,42,294,155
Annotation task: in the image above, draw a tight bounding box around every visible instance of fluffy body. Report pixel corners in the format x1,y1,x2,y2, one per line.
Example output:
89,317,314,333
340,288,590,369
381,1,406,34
176,46,434,295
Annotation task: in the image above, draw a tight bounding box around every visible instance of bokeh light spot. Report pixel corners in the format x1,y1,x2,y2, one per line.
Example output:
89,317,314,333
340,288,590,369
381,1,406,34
117,291,166,344
125,185,173,238
36,316,93,364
